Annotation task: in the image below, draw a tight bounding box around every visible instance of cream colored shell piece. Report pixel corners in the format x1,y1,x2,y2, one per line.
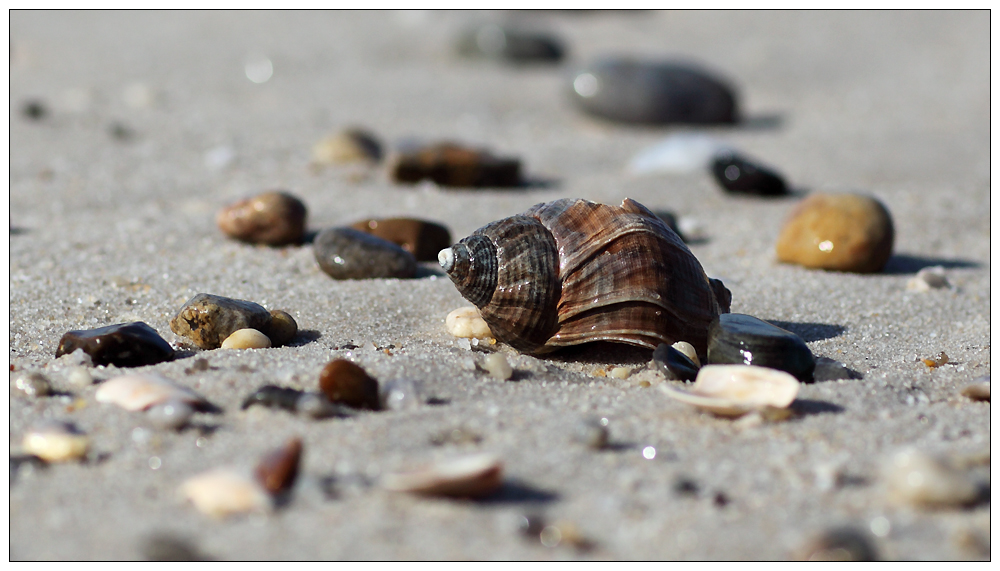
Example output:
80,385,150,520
382,453,503,498
659,364,799,417
22,424,89,462
221,328,272,349
883,448,978,508
179,468,272,518
445,306,494,339
95,373,205,412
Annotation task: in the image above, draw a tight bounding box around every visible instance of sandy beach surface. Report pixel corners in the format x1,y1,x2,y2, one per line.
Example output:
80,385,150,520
8,11,991,560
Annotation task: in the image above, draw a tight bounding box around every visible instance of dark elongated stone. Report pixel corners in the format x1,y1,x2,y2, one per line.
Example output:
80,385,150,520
570,59,738,125
319,359,380,410
170,294,272,350
652,343,700,381
241,385,304,412
457,24,565,63
314,228,417,280
56,322,174,367
350,218,452,262
390,143,521,188
707,314,815,382
255,437,303,495
710,152,787,196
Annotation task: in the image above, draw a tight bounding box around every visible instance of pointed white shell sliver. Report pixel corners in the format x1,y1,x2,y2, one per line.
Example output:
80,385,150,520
95,373,205,411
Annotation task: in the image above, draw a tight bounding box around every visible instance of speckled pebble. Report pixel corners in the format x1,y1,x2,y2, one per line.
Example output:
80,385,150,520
221,328,271,350
484,353,513,380
390,143,521,188
350,217,452,262
216,191,307,246
314,227,417,280
170,293,272,350
11,372,51,398
22,421,89,463
445,306,493,339
318,359,380,410
56,321,174,367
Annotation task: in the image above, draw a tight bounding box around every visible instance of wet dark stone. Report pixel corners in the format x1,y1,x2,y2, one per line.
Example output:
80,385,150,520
797,527,879,561
169,293,272,350
241,385,304,412
22,99,47,120
570,59,738,125
319,359,380,410
652,343,700,381
254,437,302,496
390,143,522,188
710,152,788,196
707,313,816,382
457,24,565,63
350,218,452,262
56,322,174,367
314,227,417,280
812,357,862,382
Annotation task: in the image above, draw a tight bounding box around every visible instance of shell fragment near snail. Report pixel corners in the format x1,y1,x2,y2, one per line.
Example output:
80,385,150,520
659,364,799,417
439,198,730,355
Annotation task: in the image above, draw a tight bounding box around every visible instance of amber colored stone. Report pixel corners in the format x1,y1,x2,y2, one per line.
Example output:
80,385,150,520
254,437,303,495
216,191,307,246
350,218,452,262
318,359,380,410
390,143,521,188
776,193,894,273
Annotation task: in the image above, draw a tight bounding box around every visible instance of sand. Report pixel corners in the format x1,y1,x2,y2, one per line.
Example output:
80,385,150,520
8,11,990,560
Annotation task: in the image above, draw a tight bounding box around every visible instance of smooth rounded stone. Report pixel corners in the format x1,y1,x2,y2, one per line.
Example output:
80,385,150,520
10,454,48,483
295,392,351,419
776,193,895,273
961,380,990,402
812,357,861,381
241,384,303,412
11,372,52,398
267,310,298,347
179,468,272,518
389,143,522,188
380,378,423,411
445,307,494,339
170,293,272,350
570,58,738,125
350,218,452,262
484,353,513,380
571,417,609,450
906,265,950,292
215,191,307,246
707,314,816,382
22,99,47,120
141,534,211,561
96,373,209,412
628,133,734,175
221,328,271,350
146,400,195,430
795,528,879,561
22,421,89,463
311,128,383,165
710,152,788,196
652,343,700,381
659,364,800,418
254,437,303,496
67,366,94,388
456,23,564,63
883,448,979,508
382,453,503,498
56,321,174,367
314,227,417,280
318,359,380,410
609,367,632,379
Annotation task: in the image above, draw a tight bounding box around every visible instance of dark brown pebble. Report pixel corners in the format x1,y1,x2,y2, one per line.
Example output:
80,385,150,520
169,293,272,350
216,191,307,246
390,143,521,188
56,322,174,367
711,152,788,196
318,359,380,410
350,218,452,262
254,437,303,496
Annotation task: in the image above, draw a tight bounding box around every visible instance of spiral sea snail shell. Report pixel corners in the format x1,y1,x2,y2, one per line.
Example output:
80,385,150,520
438,198,732,355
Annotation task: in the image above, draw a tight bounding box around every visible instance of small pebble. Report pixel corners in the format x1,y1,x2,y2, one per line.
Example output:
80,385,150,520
673,477,699,497
351,218,452,262
318,359,380,410
254,437,303,496
812,357,861,381
483,353,513,380
295,392,347,419
570,58,738,125
266,310,298,347
22,421,89,463
56,321,174,367
445,306,493,339
96,373,209,412
179,468,272,518
22,99,47,120
457,23,564,63
628,133,733,175
710,151,788,196
921,351,949,368
515,513,547,537
11,372,51,398
651,343,700,381
776,193,895,273
146,400,195,430
170,293,272,350
961,379,989,402
906,266,950,292
216,191,307,246
707,313,815,382
796,527,879,561
539,522,593,551
67,366,93,388
311,128,382,165
221,328,271,350
571,417,609,449
883,448,979,508
314,227,417,280
141,534,211,561
242,385,303,412
380,378,423,411
389,142,521,187
382,453,503,498
10,454,48,483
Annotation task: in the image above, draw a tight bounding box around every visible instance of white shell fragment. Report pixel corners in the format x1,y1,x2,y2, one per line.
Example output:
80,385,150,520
483,353,513,380
382,453,503,498
22,422,89,462
883,448,979,508
179,468,272,518
906,266,950,292
672,341,700,367
96,373,206,412
221,328,272,349
627,133,733,175
445,306,494,339
658,364,799,417
609,367,632,379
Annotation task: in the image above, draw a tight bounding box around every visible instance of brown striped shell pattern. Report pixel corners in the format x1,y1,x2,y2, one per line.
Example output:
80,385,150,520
438,198,732,356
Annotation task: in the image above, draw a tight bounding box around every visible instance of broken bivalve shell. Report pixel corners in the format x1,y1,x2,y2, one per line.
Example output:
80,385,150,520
658,364,799,417
96,373,209,412
179,468,272,518
382,453,503,498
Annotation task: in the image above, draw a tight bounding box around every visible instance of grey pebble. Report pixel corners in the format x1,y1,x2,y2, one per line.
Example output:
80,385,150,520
707,313,816,382
571,417,609,449
313,227,417,280
457,24,564,63
11,372,51,398
380,378,423,411
141,533,212,561
813,357,862,382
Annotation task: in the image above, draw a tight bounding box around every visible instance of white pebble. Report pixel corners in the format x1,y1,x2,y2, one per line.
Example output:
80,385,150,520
221,328,271,349
455,338,472,351
906,266,950,292
96,373,206,412
67,366,93,388
445,307,493,339
146,399,195,430
883,448,978,508
22,422,89,462
381,378,423,411
179,468,272,518
484,353,513,380
610,367,632,379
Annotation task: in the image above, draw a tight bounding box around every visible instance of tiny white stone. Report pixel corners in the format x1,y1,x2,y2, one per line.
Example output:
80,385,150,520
96,373,206,412
221,328,271,350
609,367,632,379
67,366,93,388
179,468,272,518
484,353,513,380
445,306,493,339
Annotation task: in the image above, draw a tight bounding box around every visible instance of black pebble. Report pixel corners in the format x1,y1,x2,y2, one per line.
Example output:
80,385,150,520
710,152,787,196
55,321,174,367
241,385,304,412
458,24,564,64
22,99,47,120
707,314,815,382
652,343,700,381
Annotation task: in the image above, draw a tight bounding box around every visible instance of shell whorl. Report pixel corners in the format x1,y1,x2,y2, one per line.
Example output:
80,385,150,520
439,234,497,308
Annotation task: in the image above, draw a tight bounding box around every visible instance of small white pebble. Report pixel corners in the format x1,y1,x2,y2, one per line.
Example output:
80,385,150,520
484,353,513,380
22,422,89,462
455,338,472,351
445,307,494,339
221,328,271,349
67,366,93,388
610,367,632,379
